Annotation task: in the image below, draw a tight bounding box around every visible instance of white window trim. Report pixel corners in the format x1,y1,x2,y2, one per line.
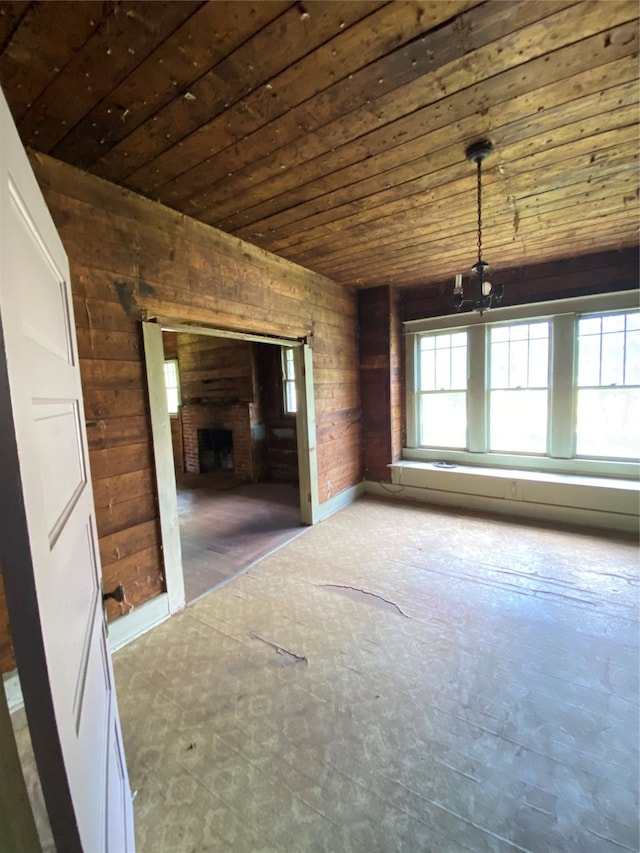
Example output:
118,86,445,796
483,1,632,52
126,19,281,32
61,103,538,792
404,290,639,480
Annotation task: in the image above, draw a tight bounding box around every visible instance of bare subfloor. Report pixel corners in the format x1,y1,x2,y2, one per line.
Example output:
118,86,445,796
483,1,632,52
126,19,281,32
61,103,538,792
114,497,639,853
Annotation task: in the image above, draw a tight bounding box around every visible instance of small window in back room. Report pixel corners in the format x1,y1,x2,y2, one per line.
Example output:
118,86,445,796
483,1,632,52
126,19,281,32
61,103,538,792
282,347,297,414
164,358,181,415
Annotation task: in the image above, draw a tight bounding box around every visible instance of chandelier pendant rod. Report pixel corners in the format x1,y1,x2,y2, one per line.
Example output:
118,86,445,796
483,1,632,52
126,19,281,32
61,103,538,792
454,139,502,315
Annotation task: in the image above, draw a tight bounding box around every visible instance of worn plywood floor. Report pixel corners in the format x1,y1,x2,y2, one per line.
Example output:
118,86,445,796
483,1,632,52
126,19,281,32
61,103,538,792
176,475,303,603
113,496,639,853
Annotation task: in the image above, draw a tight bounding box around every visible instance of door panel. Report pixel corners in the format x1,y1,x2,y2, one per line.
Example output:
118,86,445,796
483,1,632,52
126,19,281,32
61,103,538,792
0,88,135,850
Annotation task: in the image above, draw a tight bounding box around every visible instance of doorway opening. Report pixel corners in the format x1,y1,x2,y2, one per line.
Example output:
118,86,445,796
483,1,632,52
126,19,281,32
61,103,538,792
143,321,318,609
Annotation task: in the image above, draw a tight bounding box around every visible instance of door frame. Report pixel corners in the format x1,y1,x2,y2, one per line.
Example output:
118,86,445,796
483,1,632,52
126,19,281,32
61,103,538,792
143,319,319,617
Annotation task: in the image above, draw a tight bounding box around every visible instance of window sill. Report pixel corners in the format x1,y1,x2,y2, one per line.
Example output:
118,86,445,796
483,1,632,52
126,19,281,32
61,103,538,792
402,447,639,480
383,460,639,533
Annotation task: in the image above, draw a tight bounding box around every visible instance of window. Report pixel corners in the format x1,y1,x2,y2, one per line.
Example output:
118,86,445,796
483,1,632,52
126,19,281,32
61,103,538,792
576,311,640,459
282,347,297,414
418,331,467,448
489,321,549,453
163,359,181,415
405,292,639,476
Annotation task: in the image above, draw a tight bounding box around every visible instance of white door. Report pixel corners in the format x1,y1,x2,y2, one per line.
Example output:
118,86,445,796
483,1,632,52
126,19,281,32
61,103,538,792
0,90,134,851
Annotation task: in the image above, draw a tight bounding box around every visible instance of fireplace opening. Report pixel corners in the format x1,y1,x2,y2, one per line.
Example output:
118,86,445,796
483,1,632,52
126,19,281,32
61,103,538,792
198,428,233,473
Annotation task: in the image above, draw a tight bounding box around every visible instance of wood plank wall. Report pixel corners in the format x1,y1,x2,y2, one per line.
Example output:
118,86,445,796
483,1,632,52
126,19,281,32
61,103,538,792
359,248,639,484
0,151,360,664
390,286,404,463
359,286,403,483
400,248,639,322
176,333,254,404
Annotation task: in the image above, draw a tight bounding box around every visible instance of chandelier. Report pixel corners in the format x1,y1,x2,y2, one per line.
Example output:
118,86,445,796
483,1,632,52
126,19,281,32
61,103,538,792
453,140,503,315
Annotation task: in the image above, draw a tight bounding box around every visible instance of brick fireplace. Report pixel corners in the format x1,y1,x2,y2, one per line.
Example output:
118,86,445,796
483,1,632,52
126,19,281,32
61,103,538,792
180,402,254,480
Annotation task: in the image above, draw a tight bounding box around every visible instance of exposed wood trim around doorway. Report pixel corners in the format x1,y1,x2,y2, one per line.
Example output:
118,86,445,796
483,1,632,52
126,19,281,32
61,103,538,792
142,319,320,624
142,322,185,615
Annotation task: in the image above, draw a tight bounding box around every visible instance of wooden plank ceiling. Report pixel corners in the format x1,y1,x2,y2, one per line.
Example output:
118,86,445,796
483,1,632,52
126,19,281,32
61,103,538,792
0,0,638,290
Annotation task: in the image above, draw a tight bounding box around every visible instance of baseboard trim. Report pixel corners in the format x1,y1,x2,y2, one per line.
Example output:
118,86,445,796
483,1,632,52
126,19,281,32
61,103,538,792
108,594,171,654
364,479,638,533
318,482,365,521
3,670,23,713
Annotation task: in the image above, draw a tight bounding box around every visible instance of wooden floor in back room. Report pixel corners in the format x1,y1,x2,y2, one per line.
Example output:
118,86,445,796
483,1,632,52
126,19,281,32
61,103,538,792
176,472,304,604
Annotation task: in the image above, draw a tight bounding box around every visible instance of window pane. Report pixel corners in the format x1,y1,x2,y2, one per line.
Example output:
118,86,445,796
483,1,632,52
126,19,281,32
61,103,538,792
492,326,509,343
600,331,625,385
286,383,297,413
579,317,601,336
419,392,466,448
529,323,548,339
490,389,548,453
164,360,180,414
420,332,467,393
602,314,625,333
509,339,529,387
490,341,508,388
577,334,601,386
490,322,548,390
626,313,640,331
578,311,640,389
166,388,179,414
529,338,549,387
576,388,640,458
284,349,295,380
435,348,451,389
420,349,436,391
451,344,467,388
509,324,528,341
626,329,640,384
